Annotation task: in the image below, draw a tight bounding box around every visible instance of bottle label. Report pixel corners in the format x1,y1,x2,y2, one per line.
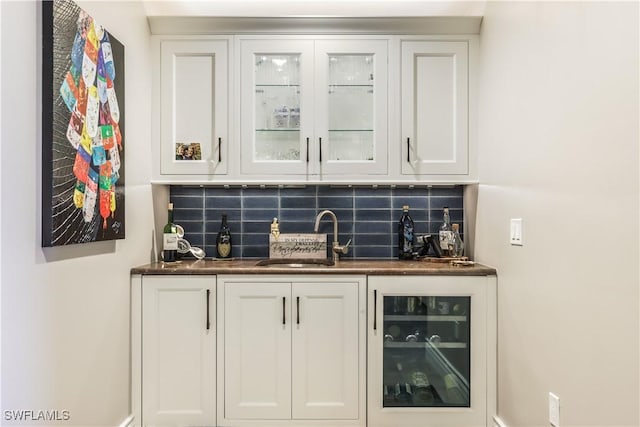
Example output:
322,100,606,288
401,222,414,256
403,230,413,253
163,233,178,250
439,230,453,250
217,242,231,258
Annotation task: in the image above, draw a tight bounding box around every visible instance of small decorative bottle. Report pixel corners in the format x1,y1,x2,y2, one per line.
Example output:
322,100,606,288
451,223,464,257
216,213,232,259
439,207,453,256
398,205,414,260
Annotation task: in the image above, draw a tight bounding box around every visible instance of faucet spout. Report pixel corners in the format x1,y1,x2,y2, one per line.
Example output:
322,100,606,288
314,210,338,239
314,210,349,263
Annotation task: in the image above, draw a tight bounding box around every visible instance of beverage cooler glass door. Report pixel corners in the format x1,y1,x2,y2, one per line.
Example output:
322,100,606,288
382,295,470,408
368,275,491,427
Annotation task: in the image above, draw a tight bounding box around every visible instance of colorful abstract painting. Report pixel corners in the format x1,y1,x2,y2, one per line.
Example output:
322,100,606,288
42,0,125,246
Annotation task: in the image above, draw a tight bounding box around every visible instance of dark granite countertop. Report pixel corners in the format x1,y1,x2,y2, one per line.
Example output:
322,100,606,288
131,258,496,276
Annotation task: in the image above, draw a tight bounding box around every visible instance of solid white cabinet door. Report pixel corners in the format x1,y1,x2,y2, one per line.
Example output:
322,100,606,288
142,276,216,427
314,40,388,176
160,39,228,175
292,282,360,419
224,282,292,419
401,41,468,176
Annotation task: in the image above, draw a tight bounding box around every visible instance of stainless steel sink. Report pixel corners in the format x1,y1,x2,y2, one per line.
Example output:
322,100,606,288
256,258,335,268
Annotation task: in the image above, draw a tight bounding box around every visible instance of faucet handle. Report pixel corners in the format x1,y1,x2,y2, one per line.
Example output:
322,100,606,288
334,238,351,255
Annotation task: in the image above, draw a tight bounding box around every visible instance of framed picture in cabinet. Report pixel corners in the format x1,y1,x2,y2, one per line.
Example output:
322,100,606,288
42,0,126,246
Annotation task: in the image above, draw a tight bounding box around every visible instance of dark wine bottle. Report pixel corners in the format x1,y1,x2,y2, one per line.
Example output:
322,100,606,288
398,205,414,260
162,203,178,262
216,213,232,258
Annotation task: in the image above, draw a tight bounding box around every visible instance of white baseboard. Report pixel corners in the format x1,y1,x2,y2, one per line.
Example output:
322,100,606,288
493,415,508,427
117,414,134,427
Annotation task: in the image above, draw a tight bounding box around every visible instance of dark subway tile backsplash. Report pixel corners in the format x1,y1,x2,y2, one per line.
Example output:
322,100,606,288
170,185,464,259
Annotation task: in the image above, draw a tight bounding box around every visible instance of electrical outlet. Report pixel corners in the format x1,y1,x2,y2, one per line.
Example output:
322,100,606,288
549,392,560,427
510,218,523,246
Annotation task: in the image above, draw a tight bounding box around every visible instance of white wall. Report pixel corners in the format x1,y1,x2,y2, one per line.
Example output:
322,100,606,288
476,1,639,426
0,1,152,425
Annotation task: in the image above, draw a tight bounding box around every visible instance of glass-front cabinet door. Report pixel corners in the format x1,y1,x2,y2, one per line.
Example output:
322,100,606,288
315,40,388,176
240,38,388,178
240,40,314,175
368,275,494,427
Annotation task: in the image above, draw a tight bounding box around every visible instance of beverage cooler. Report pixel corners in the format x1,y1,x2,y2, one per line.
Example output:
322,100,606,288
367,275,495,427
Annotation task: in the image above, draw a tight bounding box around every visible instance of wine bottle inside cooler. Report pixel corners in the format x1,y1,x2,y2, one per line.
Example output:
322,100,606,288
410,370,435,405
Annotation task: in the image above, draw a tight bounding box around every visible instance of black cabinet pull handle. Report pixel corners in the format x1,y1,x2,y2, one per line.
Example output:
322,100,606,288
406,137,410,163
282,297,286,325
373,289,377,331
296,296,300,324
319,137,322,162
306,138,309,162
206,289,211,331
218,137,222,162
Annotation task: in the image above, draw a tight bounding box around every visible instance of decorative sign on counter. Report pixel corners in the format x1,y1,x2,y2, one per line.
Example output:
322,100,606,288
269,234,327,259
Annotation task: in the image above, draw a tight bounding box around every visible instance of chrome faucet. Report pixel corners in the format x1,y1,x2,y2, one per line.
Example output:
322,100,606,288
314,210,351,264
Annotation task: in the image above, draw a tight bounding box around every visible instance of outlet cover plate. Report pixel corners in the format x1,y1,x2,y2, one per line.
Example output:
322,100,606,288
549,392,560,427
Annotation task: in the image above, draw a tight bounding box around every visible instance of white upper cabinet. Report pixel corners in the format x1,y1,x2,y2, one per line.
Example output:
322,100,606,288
401,40,469,176
239,38,388,179
158,39,229,176
150,25,477,184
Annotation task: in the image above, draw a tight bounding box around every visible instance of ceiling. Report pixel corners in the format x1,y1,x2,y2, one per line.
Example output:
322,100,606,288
142,0,486,18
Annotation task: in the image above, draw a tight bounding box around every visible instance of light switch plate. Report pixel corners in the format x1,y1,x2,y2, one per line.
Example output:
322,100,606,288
510,218,523,246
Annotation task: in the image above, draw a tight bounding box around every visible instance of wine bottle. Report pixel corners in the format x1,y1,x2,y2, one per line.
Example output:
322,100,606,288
394,383,413,405
451,223,464,257
162,203,178,262
216,213,232,258
443,373,467,405
398,205,414,260
439,207,453,256
410,370,435,405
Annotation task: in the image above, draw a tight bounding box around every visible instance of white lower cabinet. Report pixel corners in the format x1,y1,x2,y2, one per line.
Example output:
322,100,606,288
132,272,494,427
367,275,496,427
218,274,366,426
135,275,216,427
